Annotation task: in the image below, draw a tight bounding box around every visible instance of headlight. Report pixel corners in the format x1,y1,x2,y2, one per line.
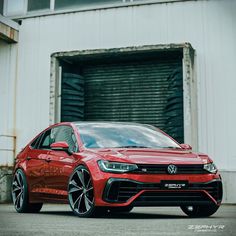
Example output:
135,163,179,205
97,160,138,173
203,162,218,173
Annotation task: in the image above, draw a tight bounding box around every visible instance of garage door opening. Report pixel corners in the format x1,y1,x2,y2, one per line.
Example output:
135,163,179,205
51,44,196,146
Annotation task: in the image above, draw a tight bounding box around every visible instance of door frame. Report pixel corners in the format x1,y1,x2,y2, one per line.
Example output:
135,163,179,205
50,43,197,150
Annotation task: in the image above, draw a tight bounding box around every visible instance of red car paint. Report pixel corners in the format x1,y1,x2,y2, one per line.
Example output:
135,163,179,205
13,122,222,209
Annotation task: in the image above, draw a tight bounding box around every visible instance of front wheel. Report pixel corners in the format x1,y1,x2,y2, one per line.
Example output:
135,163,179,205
180,205,220,217
68,165,105,217
12,169,43,213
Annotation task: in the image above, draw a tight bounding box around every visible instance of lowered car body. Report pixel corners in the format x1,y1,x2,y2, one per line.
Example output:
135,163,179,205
12,122,222,217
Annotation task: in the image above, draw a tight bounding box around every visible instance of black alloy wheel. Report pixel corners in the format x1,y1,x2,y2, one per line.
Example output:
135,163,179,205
68,165,104,217
12,169,43,213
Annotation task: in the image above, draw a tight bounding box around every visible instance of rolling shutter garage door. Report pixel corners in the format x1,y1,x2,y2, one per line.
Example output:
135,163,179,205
61,54,184,143
61,73,85,122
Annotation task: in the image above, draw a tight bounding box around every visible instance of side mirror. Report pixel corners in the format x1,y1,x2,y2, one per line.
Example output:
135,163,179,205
50,141,73,155
180,143,192,150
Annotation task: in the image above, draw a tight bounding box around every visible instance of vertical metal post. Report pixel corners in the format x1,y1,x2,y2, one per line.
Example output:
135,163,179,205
50,56,62,124
56,66,62,123
183,43,198,151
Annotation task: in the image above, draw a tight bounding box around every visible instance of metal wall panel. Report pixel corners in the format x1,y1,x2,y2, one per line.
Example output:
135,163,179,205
0,41,17,166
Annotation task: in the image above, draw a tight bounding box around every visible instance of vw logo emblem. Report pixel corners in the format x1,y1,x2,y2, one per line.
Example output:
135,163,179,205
167,164,177,174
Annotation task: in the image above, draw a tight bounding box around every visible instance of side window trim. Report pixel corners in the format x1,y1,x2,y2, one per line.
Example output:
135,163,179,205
38,129,52,150
53,125,79,153
30,133,43,150
30,125,79,152
71,130,79,153
29,137,38,149
37,131,46,149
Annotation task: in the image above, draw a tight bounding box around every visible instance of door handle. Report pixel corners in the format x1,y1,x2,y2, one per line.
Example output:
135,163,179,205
26,157,31,161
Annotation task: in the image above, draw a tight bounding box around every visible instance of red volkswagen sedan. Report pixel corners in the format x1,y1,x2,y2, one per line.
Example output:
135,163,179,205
12,122,222,217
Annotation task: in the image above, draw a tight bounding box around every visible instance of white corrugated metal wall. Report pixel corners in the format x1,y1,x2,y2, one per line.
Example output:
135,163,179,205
13,0,236,202
0,40,17,202
0,41,17,166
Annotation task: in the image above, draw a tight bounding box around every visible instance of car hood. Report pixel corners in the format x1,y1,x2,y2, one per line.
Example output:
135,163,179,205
87,148,210,165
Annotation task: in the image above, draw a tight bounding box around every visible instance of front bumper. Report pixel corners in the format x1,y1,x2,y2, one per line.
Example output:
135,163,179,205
102,178,223,206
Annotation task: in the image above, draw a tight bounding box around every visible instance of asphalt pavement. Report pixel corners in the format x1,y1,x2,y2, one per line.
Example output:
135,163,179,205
0,204,235,236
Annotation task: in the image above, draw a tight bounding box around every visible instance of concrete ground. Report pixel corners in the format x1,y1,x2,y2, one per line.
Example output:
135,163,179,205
0,204,235,236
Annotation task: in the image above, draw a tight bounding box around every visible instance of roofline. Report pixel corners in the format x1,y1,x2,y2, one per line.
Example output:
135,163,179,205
11,0,200,21
72,121,155,126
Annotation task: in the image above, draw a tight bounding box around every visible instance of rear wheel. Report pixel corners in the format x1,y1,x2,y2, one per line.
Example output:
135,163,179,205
68,165,105,217
12,169,43,213
180,205,220,217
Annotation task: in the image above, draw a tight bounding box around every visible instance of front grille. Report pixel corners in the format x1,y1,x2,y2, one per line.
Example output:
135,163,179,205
103,179,222,205
132,164,208,174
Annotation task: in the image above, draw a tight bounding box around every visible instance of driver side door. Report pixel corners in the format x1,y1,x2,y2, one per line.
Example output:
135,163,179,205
44,125,78,200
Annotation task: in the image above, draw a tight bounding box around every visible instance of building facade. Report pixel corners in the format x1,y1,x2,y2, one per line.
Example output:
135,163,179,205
0,0,236,203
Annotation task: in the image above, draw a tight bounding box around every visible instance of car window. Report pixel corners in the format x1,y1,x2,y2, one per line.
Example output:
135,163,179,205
38,129,54,150
30,135,42,149
52,126,78,152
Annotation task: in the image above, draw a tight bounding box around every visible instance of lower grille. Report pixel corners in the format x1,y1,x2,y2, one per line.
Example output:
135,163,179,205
133,191,213,206
189,181,223,203
105,181,139,202
103,179,222,205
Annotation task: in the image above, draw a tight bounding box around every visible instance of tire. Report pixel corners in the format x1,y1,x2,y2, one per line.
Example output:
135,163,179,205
12,169,43,213
108,206,133,213
68,165,105,217
180,205,220,217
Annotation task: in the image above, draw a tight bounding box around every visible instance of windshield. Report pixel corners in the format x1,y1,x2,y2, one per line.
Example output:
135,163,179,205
76,123,181,149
